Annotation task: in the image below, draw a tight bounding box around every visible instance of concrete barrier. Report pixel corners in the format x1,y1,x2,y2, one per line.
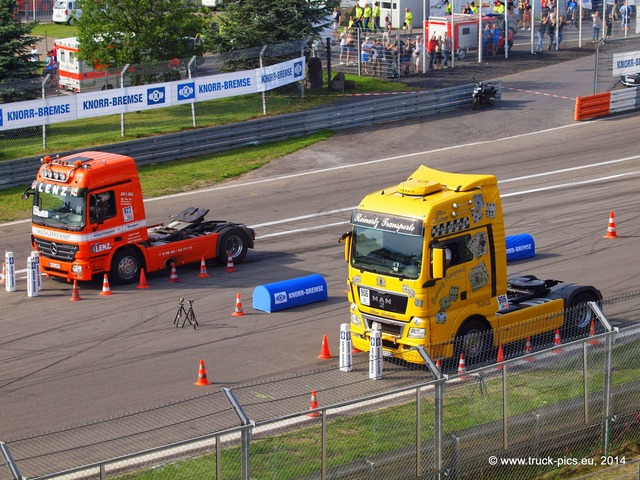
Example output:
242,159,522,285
252,274,328,313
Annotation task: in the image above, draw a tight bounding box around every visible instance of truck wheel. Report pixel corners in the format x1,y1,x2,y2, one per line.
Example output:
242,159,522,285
111,248,142,285
454,320,493,367
217,229,249,264
563,292,597,337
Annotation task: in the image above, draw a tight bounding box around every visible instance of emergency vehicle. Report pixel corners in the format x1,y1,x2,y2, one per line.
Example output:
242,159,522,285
55,37,119,93
341,166,601,365
23,151,255,284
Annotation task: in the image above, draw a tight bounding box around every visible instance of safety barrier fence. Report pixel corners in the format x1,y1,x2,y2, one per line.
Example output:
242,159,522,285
1,290,640,480
0,82,499,191
574,85,640,120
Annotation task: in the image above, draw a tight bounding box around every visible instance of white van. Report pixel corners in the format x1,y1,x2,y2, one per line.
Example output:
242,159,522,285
52,0,81,25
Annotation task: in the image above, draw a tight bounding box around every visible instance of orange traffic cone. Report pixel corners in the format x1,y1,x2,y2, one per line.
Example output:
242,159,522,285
100,274,113,296
588,320,599,345
306,390,321,417
0,262,5,285
317,334,333,359
194,359,211,386
232,293,245,317
137,268,150,289
553,328,563,353
69,280,82,301
457,353,467,375
496,345,505,369
168,262,179,283
603,211,618,239
524,337,534,361
197,257,210,278
225,252,236,273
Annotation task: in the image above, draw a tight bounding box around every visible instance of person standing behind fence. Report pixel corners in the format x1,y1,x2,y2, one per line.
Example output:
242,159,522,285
592,10,602,41
620,2,630,33
536,13,547,51
546,14,556,49
413,36,423,73
30,44,40,63
354,2,364,30
373,2,381,33
555,15,566,48
605,11,613,38
332,7,342,40
371,38,383,75
361,36,372,73
383,15,392,42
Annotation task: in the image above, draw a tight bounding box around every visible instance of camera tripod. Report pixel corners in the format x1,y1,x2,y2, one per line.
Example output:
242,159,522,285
174,298,198,330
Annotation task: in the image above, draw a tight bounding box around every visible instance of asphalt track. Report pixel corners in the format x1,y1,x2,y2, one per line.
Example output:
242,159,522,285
1,52,639,442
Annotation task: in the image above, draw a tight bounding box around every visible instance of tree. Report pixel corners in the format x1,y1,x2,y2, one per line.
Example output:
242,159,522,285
0,0,41,102
76,0,207,67
210,0,337,53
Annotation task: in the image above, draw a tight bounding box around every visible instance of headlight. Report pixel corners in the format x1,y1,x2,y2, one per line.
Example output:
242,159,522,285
407,327,426,339
72,264,83,274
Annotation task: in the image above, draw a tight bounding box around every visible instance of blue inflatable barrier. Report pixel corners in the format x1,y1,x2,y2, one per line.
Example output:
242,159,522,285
252,274,328,313
506,233,535,262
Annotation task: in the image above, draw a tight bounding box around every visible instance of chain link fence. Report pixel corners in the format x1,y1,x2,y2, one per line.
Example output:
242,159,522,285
2,291,640,479
595,35,640,93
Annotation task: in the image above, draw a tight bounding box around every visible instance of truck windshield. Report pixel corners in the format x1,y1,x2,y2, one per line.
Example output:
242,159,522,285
32,190,86,231
351,226,424,280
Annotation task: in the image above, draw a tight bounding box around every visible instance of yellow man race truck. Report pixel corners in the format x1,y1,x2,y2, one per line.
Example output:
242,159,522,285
341,166,601,365
23,151,255,284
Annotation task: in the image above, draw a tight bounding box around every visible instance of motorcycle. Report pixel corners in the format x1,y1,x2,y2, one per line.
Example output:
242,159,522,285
471,80,498,110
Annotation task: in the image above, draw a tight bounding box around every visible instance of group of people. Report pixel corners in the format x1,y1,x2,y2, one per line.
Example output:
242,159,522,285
339,32,453,77
482,23,514,56
333,2,384,36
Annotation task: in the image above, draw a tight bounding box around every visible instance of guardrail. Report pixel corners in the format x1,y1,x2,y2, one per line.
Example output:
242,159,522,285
0,82,501,191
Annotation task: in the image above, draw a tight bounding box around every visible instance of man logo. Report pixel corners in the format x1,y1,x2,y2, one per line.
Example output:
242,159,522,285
293,61,303,78
177,82,195,101
147,87,166,105
274,291,288,305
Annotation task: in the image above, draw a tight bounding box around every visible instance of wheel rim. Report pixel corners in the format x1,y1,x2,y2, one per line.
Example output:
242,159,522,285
462,330,486,359
118,255,138,281
224,234,244,259
570,303,593,329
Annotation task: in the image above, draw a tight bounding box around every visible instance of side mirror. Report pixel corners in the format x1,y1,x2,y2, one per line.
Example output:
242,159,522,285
431,247,445,280
339,231,352,263
22,187,34,200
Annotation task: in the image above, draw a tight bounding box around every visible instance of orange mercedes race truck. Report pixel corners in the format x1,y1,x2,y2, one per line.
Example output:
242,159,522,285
340,166,601,365
23,151,255,284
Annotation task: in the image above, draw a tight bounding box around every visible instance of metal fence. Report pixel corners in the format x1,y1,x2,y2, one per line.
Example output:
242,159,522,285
2,290,640,480
0,81,490,190
595,36,640,93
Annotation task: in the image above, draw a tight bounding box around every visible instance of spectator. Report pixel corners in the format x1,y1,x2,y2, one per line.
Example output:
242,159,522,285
546,14,556,50
445,0,452,14
29,44,40,63
536,13,548,51
522,0,532,30
620,2,630,33
470,1,479,13
442,32,452,68
384,41,396,77
371,38,383,76
354,2,364,30
348,14,356,32
402,37,413,74
435,34,443,68
555,15,567,48
463,2,473,13
566,0,577,28
361,36,373,73
404,7,413,32
339,27,349,64
427,33,438,71
373,2,381,33
482,23,492,54
592,10,602,41
332,7,342,39
605,11,613,38
363,3,372,33
413,35,423,73
383,15,392,43
492,23,501,57
346,33,357,65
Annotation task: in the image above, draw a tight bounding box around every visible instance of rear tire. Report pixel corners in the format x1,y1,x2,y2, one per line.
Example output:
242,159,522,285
472,97,479,110
563,292,598,339
217,229,250,264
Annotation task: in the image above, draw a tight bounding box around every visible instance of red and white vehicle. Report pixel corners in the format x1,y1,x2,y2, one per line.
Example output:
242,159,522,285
55,37,119,92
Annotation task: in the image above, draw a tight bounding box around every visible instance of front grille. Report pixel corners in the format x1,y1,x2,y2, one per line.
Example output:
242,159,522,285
363,314,406,338
33,237,78,261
